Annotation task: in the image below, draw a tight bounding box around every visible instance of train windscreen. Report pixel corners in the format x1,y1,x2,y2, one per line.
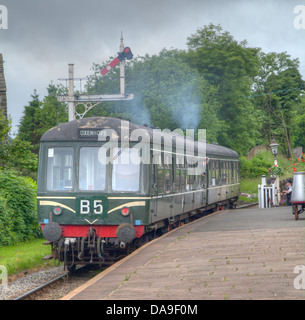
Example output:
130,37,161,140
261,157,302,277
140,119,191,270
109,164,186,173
47,147,73,191
79,147,106,191
111,147,140,192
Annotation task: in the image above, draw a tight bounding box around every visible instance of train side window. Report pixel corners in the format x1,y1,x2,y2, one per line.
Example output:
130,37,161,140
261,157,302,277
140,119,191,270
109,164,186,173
194,170,199,189
152,161,157,187
211,160,217,186
185,160,189,190
234,162,238,183
180,159,186,191
237,162,240,181
187,172,194,191
236,162,238,182
47,147,73,191
215,160,219,185
229,161,233,184
176,156,182,191
221,160,226,184
173,155,179,192
191,158,200,189
200,158,206,188
157,154,164,194
186,161,193,191
209,160,215,186
225,161,228,184
201,172,206,188
225,161,229,184
164,154,172,194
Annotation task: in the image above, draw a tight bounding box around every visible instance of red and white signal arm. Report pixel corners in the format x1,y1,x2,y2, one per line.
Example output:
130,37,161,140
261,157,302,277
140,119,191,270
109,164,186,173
100,47,133,76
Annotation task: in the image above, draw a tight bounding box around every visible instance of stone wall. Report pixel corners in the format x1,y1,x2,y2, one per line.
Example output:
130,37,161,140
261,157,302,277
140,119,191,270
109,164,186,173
0,53,7,117
246,145,268,160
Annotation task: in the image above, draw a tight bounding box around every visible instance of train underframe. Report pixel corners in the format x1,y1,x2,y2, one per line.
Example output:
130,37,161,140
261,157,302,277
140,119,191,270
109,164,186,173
46,198,237,271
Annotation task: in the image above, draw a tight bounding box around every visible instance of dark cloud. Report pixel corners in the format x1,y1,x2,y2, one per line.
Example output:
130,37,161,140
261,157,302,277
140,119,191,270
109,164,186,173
0,0,304,133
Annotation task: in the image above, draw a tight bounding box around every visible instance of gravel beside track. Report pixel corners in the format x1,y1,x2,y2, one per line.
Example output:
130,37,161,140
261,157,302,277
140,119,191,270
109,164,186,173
1,265,105,300
0,266,66,300
0,267,65,300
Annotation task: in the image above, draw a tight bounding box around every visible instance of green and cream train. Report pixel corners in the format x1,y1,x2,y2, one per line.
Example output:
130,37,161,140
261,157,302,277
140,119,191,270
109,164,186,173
37,117,240,268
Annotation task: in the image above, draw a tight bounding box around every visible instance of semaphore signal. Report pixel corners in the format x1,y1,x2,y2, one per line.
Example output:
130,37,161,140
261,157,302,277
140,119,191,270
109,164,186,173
57,33,134,121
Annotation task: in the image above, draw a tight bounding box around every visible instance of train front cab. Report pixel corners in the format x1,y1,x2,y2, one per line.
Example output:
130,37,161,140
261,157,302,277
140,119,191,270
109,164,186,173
37,141,151,266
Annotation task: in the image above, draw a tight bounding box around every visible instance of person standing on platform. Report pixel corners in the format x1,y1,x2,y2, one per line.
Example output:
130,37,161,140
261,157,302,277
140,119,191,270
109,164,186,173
283,180,293,206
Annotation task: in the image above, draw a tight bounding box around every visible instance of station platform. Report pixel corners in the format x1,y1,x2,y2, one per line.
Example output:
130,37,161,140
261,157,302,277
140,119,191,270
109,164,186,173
62,207,305,300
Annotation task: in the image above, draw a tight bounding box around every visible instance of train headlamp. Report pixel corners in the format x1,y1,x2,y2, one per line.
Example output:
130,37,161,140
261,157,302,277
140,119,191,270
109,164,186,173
121,207,130,216
53,206,62,216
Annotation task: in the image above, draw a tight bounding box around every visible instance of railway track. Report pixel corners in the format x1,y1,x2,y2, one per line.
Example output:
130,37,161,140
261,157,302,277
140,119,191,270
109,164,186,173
13,272,69,300
11,265,99,300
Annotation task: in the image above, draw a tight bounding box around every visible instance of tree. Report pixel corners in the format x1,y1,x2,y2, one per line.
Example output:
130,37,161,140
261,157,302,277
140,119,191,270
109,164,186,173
252,52,305,157
18,90,42,151
1,111,37,176
18,84,68,153
86,49,222,142
186,24,261,154
291,94,305,150
34,84,68,140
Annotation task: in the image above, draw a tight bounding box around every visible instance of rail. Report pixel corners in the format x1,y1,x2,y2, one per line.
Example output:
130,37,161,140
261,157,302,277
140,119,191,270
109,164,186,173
13,272,69,300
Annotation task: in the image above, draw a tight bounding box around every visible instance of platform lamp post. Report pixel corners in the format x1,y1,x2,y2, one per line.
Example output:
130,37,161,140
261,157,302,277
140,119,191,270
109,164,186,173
270,138,281,205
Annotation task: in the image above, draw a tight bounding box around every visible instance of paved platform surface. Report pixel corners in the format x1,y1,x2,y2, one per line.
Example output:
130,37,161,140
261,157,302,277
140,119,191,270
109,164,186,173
62,207,305,300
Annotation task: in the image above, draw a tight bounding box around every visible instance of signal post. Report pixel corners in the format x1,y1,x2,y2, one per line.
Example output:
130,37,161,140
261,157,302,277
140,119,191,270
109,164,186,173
58,34,134,121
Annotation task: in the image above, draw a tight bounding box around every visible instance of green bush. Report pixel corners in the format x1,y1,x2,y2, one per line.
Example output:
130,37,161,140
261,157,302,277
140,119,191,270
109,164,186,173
0,195,15,246
240,153,273,178
0,169,40,247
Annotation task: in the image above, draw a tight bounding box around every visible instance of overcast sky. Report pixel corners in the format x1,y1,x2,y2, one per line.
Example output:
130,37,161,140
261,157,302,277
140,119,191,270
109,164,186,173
0,0,304,134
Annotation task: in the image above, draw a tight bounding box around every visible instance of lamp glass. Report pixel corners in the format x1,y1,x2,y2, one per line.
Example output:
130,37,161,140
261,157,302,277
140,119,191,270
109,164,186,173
271,145,278,155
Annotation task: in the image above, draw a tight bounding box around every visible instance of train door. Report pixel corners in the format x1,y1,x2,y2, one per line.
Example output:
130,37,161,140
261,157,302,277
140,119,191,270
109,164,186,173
164,154,174,219
180,158,186,213
151,160,158,221
184,160,194,212
172,155,183,216
155,153,167,221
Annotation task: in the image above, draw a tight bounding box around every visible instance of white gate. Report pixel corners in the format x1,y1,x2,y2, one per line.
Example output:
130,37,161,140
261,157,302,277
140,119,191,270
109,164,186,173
258,175,276,208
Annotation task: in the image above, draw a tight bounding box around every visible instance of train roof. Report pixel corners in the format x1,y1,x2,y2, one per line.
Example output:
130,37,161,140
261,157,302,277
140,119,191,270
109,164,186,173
41,117,239,159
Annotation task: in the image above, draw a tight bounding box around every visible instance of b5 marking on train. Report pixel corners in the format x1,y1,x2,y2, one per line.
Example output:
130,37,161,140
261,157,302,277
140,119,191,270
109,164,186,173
79,199,104,214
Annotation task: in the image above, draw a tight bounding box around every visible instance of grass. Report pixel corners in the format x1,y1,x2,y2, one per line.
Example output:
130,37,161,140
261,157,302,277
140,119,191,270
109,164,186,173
256,151,290,169
0,238,52,276
241,177,261,194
